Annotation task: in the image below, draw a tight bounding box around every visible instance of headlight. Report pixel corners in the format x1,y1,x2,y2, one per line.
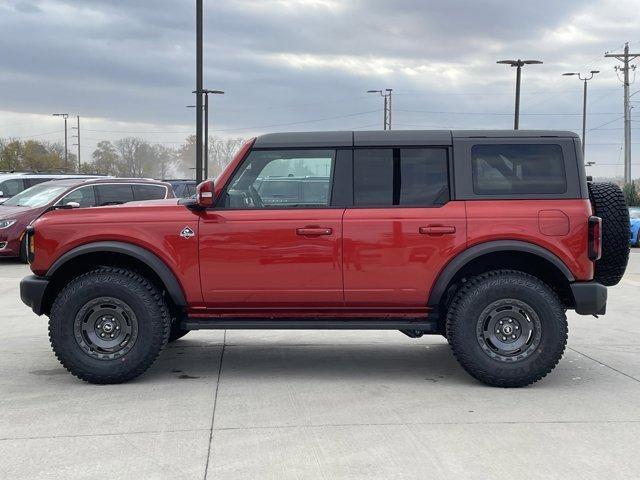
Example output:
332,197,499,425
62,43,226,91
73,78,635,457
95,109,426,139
0,219,16,229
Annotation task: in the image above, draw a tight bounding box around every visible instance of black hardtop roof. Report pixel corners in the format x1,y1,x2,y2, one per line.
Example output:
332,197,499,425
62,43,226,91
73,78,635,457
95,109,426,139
253,130,579,148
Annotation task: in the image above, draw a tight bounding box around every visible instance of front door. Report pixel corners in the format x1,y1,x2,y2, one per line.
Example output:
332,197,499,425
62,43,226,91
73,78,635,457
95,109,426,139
342,147,467,308
199,148,344,309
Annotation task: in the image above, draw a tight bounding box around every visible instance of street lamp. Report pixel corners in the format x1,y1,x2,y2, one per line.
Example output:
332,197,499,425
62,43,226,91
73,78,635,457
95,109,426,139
497,59,543,130
191,89,224,180
52,113,69,170
562,70,599,158
367,89,393,130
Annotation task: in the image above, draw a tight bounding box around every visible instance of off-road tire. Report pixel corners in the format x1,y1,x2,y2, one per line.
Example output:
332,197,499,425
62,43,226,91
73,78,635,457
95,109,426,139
446,270,568,388
588,182,629,286
168,320,189,342
49,266,170,384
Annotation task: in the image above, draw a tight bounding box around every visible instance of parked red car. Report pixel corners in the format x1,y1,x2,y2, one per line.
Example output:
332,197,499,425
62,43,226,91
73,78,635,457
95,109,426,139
1,178,174,261
20,130,629,387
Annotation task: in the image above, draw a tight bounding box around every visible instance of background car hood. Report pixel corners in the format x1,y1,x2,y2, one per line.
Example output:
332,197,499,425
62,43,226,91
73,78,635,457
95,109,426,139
0,205,38,221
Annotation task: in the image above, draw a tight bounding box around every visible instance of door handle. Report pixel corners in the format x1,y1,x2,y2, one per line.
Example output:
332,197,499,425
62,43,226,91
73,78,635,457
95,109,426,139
296,227,333,236
419,225,456,235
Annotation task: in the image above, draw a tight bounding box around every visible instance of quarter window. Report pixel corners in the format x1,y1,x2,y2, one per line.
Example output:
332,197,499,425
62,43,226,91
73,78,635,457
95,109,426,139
353,148,449,206
471,144,567,195
223,149,334,208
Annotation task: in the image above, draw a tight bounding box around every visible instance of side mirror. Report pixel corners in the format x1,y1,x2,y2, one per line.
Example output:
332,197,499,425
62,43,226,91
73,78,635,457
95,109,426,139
66,201,81,209
196,180,215,208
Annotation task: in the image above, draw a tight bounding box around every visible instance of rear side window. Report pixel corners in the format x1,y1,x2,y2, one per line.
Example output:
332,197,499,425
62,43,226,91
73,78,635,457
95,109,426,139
133,184,167,200
95,184,134,206
0,179,25,197
353,148,449,206
24,178,52,188
472,144,567,195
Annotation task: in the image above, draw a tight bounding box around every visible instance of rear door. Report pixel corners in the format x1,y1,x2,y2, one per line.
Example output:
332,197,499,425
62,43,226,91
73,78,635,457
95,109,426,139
343,147,466,308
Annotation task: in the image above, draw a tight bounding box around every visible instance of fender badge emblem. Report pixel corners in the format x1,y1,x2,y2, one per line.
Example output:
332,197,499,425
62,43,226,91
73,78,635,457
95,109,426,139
180,227,195,239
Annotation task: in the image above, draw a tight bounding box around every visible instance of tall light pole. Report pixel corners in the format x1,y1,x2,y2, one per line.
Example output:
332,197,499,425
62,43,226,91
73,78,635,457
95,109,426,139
52,113,69,170
195,0,204,184
562,70,599,159
193,89,224,179
367,89,393,130
497,59,543,130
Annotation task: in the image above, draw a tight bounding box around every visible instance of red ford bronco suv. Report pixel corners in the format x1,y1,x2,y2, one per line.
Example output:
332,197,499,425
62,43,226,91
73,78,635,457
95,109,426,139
20,130,629,387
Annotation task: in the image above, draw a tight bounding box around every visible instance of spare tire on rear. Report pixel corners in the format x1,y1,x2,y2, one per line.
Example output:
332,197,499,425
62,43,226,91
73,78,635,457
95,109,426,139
588,182,629,286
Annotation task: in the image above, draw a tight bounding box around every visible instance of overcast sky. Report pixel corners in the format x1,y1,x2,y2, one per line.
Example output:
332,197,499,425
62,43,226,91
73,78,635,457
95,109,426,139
1,0,640,177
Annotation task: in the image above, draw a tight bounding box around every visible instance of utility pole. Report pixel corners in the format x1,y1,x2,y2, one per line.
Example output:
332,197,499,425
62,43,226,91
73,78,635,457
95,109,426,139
367,89,393,130
189,89,224,180
71,115,81,172
562,71,599,159
52,113,69,170
497,59,543,130
195,0,204,184
606,43,639,185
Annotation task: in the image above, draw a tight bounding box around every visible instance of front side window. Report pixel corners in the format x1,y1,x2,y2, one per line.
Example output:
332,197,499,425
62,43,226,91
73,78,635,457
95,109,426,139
222,149,334,209
471,144,567,195
353,148,449,206
59,186,96,208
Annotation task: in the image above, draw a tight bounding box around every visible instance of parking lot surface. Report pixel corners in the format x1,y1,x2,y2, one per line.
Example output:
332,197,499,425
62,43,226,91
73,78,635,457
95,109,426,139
2,254,640,479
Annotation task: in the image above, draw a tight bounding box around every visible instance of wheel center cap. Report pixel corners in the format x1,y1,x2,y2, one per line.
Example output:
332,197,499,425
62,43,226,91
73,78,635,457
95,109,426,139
502,324,514,335
102,322,114,333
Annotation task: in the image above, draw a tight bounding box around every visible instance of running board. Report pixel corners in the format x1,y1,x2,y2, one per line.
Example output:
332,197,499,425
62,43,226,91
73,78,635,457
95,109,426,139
184,317,439,332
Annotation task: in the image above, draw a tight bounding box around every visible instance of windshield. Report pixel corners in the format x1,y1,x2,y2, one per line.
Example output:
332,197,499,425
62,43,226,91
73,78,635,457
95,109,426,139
3,183,68,208
629,208,640,219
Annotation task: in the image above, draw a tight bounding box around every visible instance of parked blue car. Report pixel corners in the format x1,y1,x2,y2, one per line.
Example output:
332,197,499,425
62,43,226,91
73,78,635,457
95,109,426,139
630,207,640,247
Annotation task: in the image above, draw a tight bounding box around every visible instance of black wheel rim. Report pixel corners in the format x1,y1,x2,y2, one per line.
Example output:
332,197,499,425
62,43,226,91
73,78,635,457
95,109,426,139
476,299,542,362
73,297,139,360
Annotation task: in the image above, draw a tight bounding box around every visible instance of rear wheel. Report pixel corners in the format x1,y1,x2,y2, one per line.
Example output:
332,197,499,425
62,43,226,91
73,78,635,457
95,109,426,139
49,266,170,384
446,270,567,387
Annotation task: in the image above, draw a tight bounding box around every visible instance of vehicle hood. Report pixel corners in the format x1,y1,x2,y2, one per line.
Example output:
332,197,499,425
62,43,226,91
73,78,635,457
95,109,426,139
0,204,42,221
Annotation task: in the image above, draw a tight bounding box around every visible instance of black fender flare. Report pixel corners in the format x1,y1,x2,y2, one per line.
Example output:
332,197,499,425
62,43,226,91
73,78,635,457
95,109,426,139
427,240,575,307
47,241,187,307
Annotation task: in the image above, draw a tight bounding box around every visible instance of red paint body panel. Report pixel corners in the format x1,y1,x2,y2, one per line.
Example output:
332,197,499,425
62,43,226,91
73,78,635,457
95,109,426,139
30,201,204,305
465,199,594,281
343,202,467,307
28,138,596,316
198,208,344,307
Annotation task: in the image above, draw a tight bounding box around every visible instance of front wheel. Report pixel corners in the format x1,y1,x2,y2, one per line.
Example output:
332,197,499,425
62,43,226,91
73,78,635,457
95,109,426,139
446,270,567,388
49,266,171,384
